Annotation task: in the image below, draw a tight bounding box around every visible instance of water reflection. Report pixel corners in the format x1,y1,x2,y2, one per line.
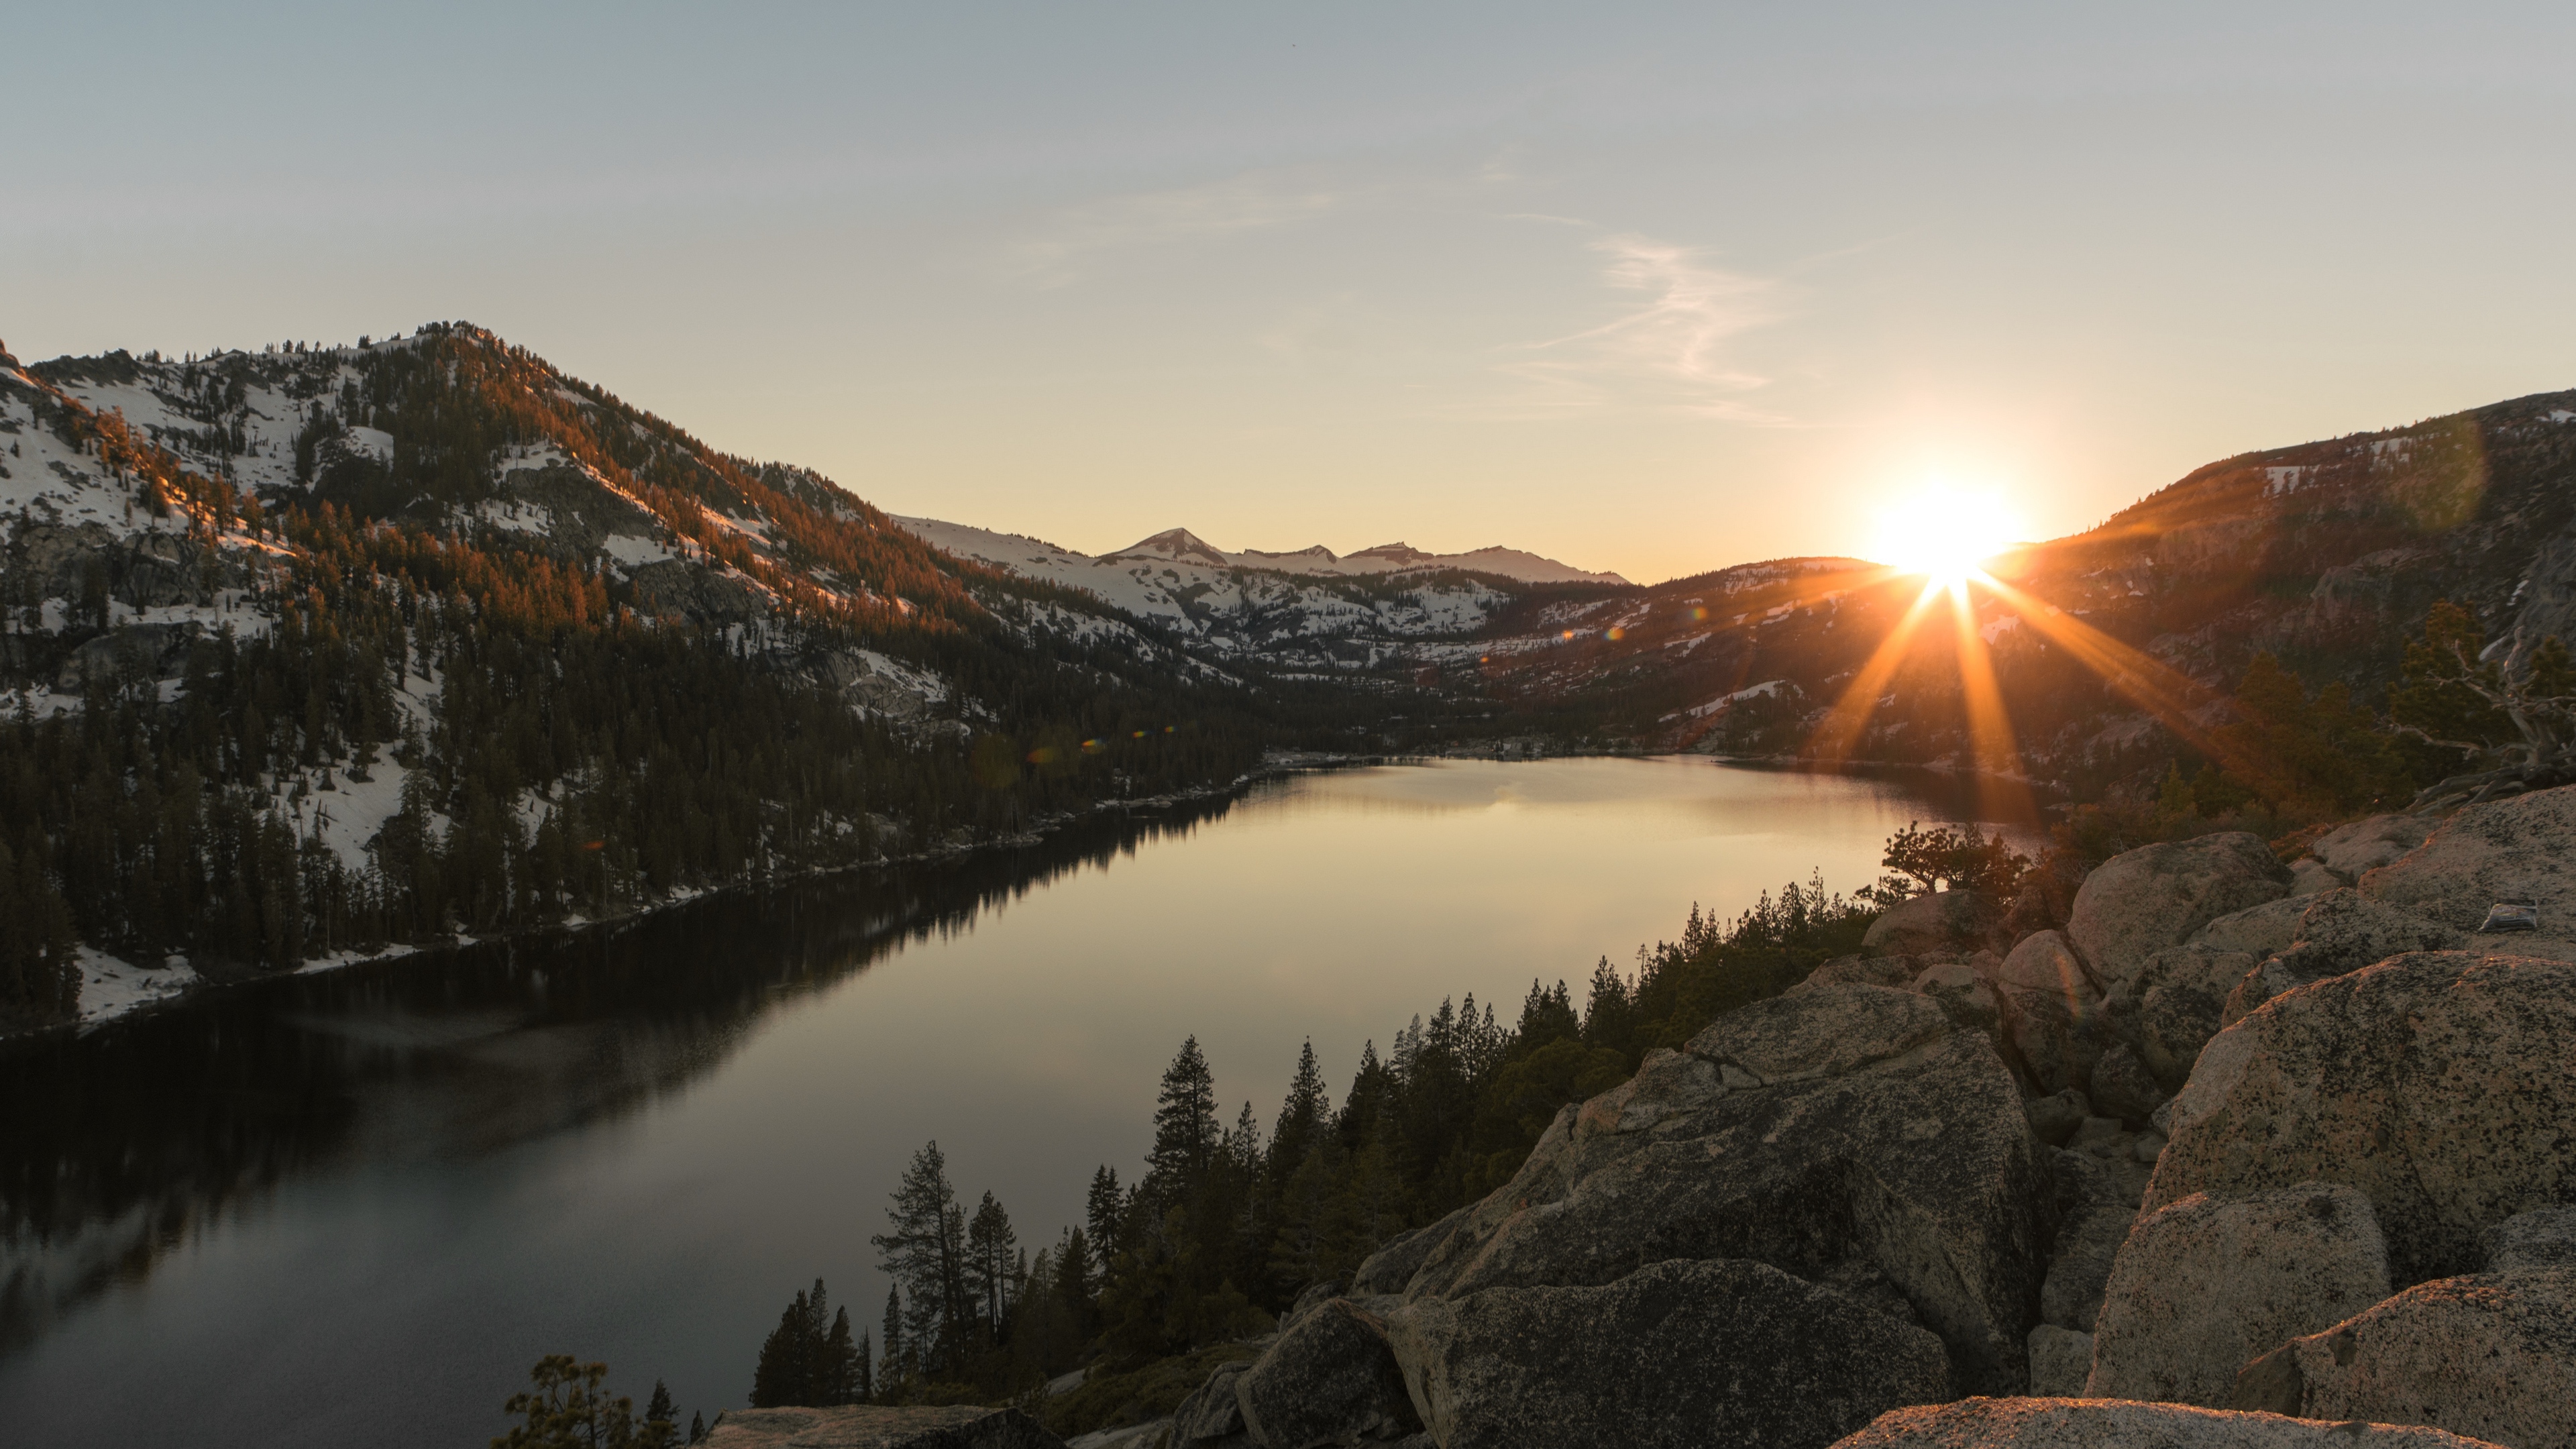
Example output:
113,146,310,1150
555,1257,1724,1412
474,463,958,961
0,794,1240,1353
0,758,2035,1449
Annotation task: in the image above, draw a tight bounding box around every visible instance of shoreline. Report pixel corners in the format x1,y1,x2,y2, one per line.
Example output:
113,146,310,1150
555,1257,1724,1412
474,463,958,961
17,752,1395,1046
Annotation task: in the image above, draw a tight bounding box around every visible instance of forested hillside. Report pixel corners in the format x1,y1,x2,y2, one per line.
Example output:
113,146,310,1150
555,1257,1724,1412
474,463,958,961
0,325,1377,1024
1464,390,2576,800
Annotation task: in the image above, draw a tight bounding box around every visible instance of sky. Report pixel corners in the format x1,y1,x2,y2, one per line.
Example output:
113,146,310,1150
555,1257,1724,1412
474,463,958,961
8,3,2575,584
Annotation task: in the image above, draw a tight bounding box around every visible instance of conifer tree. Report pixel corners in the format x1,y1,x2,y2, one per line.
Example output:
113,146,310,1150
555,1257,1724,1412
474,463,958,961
872,1144,966,1372
965,1192,1018,1336
1085,1166,1122,1255
879,1287,904,1391
1267,1038,1331,1183
1146,1036,1218,1199
822,1306,861,1405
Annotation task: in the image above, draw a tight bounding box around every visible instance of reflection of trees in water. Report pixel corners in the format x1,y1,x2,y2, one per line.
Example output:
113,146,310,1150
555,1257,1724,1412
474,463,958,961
0,796,1237,1354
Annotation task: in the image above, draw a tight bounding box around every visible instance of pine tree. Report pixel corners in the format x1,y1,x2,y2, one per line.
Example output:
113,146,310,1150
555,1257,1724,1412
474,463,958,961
749,1279,837,1407
1085,1165,1123,1255
871,1142,967,1372
1578,957,1636,1061
1147,1036,1218,1199
1267,1038,1331,1184
965,1192,1018,1337
879,1286,904,1391
688,1411,706,1445
822,1306,861,1405
645,1381,675,1427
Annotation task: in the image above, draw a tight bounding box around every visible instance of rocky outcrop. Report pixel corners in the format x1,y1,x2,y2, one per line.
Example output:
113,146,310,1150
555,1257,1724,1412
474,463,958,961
2086,1045,2166,1126
2218,890,2461,1027
1231,1299,1419,1449
1171,1362,1249,1446
2023,1328,2092,1397
1911,961,2003,1036
2038,1148,2139,1333
1387,1258,1949,1449
2065,835,2292,993
2359,789,2576,945
1863,891,2001,957
1348,1208,1465,1295
1975,930,2113,1098
1829,1398,2506,1447
2131,945,2259,1091
2150,951,2576,1285
1795,953,1923,992
1403,983,2052,1393
2309,814,2438,885
2185,896,2317,958
2086,1183,2390,1406
2232,1267,2576,1449
2483,1204,2576,1271
705,1404,1063,1448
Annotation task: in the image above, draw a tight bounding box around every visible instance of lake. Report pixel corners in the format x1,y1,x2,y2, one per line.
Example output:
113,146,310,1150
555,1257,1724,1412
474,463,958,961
0,757,2034,1447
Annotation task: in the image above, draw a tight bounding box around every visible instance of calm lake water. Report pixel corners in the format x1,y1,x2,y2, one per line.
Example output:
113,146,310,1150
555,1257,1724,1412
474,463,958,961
0,757,2033,1448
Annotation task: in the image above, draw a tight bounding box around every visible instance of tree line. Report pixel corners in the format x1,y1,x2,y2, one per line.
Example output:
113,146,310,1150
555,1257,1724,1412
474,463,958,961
725,867,1880,1413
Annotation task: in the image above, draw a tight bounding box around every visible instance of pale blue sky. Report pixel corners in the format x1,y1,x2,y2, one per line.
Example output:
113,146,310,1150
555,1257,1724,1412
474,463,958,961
10,3,2574,582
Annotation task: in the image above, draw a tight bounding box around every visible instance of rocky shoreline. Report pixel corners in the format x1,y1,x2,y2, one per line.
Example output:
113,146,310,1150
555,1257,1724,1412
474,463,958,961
869,785,2576,1449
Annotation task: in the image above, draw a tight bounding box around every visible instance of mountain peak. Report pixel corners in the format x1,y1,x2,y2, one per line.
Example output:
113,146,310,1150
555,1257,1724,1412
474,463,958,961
1111,528,1231,568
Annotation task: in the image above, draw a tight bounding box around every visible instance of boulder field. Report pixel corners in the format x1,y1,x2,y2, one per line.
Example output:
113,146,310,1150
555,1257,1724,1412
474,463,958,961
1142,788,2576,1449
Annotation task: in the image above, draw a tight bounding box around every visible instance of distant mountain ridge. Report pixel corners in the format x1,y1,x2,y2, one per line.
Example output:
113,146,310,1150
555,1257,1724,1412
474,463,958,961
1098,525,1629,585
892,515,1627,672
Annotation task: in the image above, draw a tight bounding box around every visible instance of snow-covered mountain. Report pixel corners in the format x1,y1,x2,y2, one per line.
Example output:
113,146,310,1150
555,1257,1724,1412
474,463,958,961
894,516,1626,669
1106,525,1628,585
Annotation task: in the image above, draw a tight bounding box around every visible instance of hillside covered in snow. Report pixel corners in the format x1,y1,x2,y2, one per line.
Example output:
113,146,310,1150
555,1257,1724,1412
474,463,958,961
0,325,1344,1026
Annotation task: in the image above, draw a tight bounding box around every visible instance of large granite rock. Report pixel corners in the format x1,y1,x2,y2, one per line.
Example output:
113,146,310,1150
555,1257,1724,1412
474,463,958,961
2086,1045,2167,1126
1232,1298,1419,1449
1171,1362,1248,1447
2359,787,2576,945
2186,896,2318,958
1348,1208,1466,1295
2151,951,2576,1285
1864,891,2002,957
1403,983,2053,1393
1828,1398,2506,1447
1986,931,2115,1098
2086,1183,2390,1406
2131,945,2261,1091
1387,1257,1949,1449
706,1405,1063,1448
2483,1204,2576,1271
2310,814,2438,884
2232,1267,2576,1449
1912,959,2004,1036
2065,834,2292,994
2024,1327,2092,1397
2218,890,2461,1027
1797,954,1923,991
2039,1148,2137,1332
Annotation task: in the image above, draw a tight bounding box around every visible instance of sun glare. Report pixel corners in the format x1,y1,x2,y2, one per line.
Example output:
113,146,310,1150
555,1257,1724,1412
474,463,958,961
1874,487,2020,586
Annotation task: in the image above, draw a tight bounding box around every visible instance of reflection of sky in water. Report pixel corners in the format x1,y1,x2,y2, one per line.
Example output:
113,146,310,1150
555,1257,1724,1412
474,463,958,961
0,759,2023,1449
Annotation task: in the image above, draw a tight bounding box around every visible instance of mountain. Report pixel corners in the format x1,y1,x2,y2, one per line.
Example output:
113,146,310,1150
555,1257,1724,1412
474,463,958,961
1462,389,2576,796
5,314,2569,1026
0,325,1340,1024
893,515,1627,672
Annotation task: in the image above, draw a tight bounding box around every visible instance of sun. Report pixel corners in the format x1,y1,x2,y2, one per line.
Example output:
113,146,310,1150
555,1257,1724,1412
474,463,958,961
1873,486,2019,586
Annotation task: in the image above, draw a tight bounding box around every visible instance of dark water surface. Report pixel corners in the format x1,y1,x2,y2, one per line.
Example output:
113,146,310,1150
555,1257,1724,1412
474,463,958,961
0,757,2031,1447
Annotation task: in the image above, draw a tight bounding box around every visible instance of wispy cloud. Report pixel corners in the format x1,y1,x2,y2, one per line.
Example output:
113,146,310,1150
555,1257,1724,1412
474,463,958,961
1497,233,1791,422
1002,168,1350,287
